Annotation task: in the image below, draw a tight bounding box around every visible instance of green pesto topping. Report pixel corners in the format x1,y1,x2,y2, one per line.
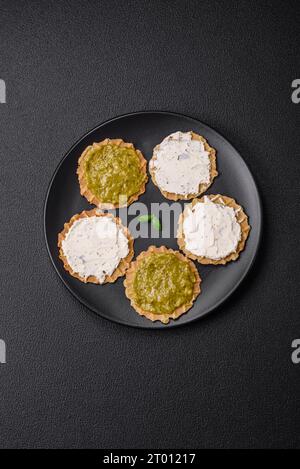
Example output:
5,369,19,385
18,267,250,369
133,252,196,315
84,144,146,205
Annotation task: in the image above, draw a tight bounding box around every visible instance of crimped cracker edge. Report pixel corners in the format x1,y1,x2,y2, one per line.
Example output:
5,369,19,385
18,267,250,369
124,245,201,324
177,194,251,265
77,138,148,209
149,131,218,201
58,209,134,284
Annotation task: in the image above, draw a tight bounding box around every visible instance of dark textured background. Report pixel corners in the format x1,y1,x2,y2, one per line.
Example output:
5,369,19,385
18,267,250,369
0,0,299,449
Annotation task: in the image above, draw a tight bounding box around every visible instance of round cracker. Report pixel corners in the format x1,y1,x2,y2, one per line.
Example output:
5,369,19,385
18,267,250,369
77,138,148,209
124,245,201,324
177,194,250,265
58,209,134,284
149,131,217,200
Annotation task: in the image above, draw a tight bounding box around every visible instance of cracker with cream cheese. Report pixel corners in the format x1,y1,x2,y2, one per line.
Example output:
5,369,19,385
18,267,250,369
149,131,217,200
177,194,250,265
58,210,134,284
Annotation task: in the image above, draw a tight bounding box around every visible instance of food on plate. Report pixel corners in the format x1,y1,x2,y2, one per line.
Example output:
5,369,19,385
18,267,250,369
124,246,201,324
77,138,147,208
58,210,134,283
177,194,250,265
149,131,217,200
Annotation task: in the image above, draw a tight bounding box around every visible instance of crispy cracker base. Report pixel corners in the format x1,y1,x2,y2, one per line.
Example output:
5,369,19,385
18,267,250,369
58,209,134,284
77,138,148,209
177,194,250,265
124,245,201,324
149,131,218,201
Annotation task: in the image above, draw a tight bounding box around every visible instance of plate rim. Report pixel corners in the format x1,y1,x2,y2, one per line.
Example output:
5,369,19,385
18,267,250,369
44,110,263,330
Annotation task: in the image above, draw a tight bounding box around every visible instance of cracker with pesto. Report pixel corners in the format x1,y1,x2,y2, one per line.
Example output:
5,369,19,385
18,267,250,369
78,138,148,209
124,246,201,324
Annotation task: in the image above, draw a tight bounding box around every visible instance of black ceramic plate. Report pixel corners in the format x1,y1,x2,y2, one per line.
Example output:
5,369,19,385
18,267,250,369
44,111,262,329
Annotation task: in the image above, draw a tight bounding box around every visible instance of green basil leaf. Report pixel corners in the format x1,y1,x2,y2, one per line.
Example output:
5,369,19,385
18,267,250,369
151,215,161,231
138,215,152,223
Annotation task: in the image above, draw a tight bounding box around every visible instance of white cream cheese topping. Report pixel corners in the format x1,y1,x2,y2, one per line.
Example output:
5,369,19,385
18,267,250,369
183,197,241,260
61,216,129,283
151,131,211,195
